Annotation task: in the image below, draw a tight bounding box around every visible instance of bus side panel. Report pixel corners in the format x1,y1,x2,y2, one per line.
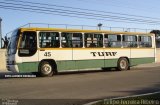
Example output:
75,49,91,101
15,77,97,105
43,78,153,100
56,60,77,70
38,49,74,71
17,62,39,73
72,48,105,70
104,48,130,67
17,52,39,73
130,48,155,66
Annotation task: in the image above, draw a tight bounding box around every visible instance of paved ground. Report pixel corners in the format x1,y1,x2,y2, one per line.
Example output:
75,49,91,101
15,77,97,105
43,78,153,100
132,62,160,68
0,63,160,105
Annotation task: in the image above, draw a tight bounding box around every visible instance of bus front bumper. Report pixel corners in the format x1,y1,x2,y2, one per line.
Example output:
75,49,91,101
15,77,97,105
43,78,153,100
7,65,19,73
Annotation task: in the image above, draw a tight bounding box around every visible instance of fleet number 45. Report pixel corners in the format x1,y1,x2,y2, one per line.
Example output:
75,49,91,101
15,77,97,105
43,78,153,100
44,52,51,57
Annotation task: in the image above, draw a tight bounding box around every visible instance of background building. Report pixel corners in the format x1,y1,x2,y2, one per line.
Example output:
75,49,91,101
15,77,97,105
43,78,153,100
0,17,2,48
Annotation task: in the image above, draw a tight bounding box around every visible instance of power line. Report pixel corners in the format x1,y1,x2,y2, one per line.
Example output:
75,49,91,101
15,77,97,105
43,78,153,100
0,6,158,25
0,0,160,25
1,5,151,25
4,0,160,21
75,0,158,16
1,1,160,24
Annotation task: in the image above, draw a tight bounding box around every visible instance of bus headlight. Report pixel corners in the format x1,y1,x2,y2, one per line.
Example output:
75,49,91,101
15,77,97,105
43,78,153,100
12,61,16,65
8,61,16,65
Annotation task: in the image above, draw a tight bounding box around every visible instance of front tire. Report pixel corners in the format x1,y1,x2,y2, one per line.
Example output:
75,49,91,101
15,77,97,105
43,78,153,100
39,61,53,77
117,58,129,71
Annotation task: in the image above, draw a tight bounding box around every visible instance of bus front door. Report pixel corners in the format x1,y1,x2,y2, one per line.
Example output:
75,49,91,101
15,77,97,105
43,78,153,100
18,31,39,73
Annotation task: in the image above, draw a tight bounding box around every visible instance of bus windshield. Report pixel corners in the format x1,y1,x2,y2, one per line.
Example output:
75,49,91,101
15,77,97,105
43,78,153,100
7,29,19,55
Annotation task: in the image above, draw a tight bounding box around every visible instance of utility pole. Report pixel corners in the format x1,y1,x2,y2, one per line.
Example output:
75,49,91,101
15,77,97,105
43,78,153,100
97,23,103,30
0,17,2,48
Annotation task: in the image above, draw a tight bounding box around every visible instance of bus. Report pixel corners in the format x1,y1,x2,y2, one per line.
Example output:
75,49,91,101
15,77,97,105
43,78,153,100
6,27,156,76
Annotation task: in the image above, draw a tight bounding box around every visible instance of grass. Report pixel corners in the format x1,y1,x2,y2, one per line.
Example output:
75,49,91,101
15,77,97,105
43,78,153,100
91,93,160,105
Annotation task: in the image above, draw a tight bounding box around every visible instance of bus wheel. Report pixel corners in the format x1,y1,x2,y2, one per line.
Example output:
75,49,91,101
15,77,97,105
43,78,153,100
117,58,129,71
39,61,53,77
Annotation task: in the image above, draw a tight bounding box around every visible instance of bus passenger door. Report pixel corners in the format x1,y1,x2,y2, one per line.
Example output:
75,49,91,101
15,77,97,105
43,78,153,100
18,31,39,73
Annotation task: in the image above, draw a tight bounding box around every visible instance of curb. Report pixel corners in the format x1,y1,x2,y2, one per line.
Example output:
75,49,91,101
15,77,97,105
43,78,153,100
131,63,160,69
84,91,160,105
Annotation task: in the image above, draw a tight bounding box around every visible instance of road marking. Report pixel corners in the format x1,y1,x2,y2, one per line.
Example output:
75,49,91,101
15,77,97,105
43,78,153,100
84,91,160,105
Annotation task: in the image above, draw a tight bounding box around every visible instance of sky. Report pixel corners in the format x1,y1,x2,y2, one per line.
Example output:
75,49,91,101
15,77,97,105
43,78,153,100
1,0,160,38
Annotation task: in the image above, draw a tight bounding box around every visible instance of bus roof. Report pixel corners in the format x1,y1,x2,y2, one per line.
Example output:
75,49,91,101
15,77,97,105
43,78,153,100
19,27,154,35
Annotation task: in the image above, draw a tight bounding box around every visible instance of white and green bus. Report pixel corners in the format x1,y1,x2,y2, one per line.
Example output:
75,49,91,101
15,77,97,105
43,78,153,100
7,27,156,76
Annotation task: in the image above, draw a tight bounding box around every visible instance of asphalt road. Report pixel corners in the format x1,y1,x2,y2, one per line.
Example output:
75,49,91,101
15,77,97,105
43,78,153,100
0,67,160,105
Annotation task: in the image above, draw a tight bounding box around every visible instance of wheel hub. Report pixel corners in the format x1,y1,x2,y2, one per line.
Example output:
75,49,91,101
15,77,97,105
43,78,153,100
120,60,126,69
42,64,52,74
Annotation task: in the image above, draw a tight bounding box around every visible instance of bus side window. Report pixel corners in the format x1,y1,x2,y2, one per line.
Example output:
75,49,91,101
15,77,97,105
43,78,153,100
72,33,83,48
61,33,72,48
50,32,60,48
61,33,83,48
104,35,109,47
106,34,121,48
84,33,103,48
123,35,137,48
39,32,60,48
139,36,152,48
94,34,103,47
89,43,96,47
85,34,93,48
86,37,92,47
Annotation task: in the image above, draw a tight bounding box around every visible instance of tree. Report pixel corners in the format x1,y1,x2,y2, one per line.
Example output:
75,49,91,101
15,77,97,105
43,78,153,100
150,30,160,48
150,30,160,41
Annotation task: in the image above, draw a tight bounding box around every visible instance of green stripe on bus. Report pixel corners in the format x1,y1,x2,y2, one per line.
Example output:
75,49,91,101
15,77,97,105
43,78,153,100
130,57,155,66
17,62,39,73
17,57,155,72
56,59,105,70
56,57,155,71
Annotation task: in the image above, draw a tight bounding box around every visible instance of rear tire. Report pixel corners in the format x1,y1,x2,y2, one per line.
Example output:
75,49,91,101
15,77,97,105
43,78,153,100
117,58,129,71
39,61,54,77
